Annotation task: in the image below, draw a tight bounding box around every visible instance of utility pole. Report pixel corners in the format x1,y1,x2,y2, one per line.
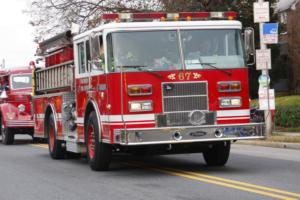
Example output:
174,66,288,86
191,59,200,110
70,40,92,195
257,0,273,138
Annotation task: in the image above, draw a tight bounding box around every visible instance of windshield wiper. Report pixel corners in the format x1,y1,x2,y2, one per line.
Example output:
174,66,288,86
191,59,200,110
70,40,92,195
197,61,232,76
119,65,162,79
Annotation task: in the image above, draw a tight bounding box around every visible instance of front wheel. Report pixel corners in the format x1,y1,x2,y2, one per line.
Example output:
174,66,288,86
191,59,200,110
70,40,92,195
47,113,65,159
85,111,112,171
203,141,231,166
2,127,14,145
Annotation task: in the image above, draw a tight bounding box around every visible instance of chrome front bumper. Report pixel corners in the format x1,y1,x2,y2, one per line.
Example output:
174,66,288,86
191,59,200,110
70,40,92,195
6,120,34,128
114,123,265,146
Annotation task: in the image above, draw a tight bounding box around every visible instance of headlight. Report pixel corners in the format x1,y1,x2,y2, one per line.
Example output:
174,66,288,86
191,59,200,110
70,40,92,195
129,101,153,112
18,104,26,112
219,97,242,108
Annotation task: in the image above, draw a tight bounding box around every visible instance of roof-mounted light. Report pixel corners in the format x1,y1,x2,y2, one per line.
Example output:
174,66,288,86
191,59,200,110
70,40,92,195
210,12,225,19
224,11,238,20
100,11,237,23
167,13,180,21
133,12,166,20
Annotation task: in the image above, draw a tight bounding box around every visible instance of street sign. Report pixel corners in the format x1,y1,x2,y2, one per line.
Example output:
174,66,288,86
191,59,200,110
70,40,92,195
256,49,271,70
259,88,275,110
254,2,270,23
262,23,278,44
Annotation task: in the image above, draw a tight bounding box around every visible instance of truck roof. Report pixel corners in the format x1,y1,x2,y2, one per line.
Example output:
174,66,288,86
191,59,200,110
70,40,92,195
0,67,32,76
73,20,242,40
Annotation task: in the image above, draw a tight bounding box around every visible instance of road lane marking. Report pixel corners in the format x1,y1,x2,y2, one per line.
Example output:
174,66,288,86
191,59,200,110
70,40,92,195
31,144,48,149
177,169,300,199
30,144,299,200
125,162,299,200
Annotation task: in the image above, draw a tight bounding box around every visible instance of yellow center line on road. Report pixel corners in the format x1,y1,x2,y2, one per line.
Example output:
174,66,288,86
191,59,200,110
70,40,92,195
125,161,299,200
31,143,48,149
175,168,300,199
30,144,299,200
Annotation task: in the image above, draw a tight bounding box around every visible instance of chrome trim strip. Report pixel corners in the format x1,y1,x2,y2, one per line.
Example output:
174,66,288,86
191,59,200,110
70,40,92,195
163,94,207,98
33,91,72,99
125,122,264,131
117,136,265,146
217,109,250,117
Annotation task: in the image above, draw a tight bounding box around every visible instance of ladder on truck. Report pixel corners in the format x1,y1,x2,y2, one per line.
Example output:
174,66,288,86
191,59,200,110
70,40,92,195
35,61,74,93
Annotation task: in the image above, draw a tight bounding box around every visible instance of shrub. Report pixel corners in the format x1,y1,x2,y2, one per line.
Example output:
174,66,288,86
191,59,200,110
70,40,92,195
275,105,300,127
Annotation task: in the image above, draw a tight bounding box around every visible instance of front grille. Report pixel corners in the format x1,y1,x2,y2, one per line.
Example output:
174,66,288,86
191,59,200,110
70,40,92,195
164,96,207,112
163,82,207,96
162,82,208,113
159,82,213,127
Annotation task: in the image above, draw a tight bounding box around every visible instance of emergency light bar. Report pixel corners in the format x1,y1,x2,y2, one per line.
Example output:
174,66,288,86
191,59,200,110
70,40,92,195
100,11,237,23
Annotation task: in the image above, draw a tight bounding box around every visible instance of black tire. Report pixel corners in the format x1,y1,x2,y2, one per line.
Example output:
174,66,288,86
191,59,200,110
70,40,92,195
46,113,65,159
2,127,14,145
85,111,112,171
203,141,231,166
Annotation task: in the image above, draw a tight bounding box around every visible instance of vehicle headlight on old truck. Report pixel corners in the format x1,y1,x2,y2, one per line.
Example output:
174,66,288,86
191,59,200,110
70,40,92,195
18,104,26,112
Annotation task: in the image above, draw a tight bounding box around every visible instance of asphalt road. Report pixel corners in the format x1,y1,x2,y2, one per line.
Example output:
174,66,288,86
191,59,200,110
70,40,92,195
0,135,299,200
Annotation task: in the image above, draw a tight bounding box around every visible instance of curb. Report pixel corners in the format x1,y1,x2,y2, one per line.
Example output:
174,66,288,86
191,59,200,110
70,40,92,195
236,140,300,150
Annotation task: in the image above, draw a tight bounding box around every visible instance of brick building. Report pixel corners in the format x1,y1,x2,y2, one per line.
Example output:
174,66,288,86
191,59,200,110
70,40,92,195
277,0,300,94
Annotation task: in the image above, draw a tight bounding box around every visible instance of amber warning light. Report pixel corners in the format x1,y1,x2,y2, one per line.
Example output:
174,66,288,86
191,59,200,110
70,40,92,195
100,11,238,23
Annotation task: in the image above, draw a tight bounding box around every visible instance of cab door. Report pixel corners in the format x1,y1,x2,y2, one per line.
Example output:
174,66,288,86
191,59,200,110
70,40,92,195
88,33,110,141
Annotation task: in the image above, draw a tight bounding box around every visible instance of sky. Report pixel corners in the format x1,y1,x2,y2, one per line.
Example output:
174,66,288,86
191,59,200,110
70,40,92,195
0,0,36,69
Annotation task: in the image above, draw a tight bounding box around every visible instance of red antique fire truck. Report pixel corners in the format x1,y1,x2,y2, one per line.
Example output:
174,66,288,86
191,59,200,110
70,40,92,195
0,66,34,144
33,12,264,171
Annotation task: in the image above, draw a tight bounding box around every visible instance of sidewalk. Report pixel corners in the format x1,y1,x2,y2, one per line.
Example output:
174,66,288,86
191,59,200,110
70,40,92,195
236,132,300,150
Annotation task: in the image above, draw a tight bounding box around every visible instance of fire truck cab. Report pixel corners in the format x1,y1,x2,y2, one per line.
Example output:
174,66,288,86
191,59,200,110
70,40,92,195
0,67,34,144
33,12,264,171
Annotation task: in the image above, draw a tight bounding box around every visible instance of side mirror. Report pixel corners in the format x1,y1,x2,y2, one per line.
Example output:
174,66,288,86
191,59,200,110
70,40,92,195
244,27,255,66
4,85,9,91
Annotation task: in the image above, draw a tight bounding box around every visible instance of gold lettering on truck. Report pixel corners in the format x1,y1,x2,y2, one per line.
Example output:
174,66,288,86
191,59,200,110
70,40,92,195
167,72,201,81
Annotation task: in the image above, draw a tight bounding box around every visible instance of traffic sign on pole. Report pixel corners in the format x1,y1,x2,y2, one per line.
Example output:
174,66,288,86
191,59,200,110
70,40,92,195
256,49,271,70
254,2,270,23
259,88,275,110
262,23,279,44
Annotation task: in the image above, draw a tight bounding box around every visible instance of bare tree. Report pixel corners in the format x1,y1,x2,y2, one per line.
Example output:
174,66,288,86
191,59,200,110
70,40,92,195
26,0,259,41
26,0,162,41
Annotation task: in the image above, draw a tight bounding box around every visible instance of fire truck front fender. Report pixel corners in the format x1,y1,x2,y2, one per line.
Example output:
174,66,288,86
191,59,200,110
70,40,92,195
84,99,103,143
44,104,58,138
0,103,19,126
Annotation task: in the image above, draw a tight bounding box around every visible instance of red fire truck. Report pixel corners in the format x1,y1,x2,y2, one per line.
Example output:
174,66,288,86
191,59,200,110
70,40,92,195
33,12,264,171
0,67,34,144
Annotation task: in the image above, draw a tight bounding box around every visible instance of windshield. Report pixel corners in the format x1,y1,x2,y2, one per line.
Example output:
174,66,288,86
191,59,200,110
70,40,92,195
182,29,245,69
108,31,181,72
108,29,245,72
11,74,32,90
